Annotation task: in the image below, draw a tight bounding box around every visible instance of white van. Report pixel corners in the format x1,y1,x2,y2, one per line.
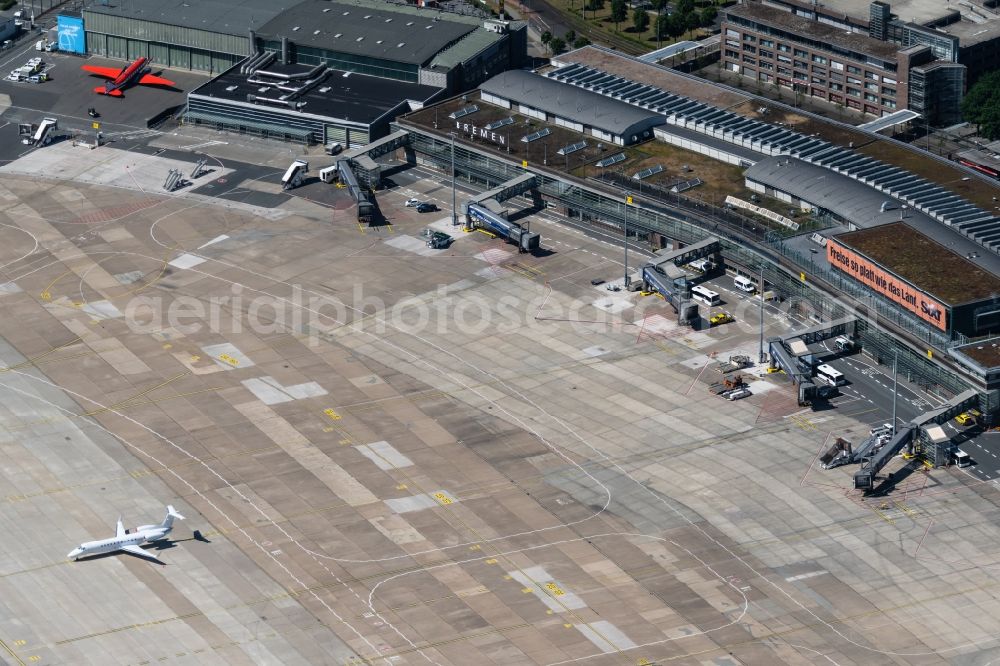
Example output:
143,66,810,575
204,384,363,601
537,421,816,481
734,274,756,293
689,257,714,273
325,141,343,155
34,40,44,52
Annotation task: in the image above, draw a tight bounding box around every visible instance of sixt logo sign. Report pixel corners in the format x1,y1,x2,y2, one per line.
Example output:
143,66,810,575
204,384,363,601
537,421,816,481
455,121,506,146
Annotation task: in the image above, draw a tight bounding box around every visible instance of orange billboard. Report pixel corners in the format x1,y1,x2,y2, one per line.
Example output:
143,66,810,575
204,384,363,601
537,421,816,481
827,240,947,331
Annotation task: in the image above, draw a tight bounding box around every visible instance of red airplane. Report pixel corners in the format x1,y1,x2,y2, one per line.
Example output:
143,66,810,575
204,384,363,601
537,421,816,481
81,57,174,97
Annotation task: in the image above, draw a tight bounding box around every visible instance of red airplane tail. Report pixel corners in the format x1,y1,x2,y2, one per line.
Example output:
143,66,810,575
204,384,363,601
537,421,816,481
95,87,124,97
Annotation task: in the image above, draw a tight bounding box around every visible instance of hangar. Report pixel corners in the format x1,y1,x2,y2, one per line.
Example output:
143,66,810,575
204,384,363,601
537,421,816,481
81,0,280,74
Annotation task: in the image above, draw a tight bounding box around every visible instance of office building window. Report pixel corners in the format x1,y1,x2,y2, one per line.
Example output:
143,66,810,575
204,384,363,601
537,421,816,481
811,54,827,64
847,64,861,74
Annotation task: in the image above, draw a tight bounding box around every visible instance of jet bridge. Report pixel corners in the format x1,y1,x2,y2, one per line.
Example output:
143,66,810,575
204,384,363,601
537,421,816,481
340,130,410,162
465,173,539,210
639,237,720,305
466,203,539,252
337,159,374,222
767,317,858,405
853,389,979,490
650,238,721,269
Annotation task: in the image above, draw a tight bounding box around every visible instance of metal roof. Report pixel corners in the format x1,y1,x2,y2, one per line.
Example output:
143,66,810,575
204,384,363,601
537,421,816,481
547,60,1000,256
480,70,664,137
256,0,478,66
747,156,1000,276
83,0,289,36
429,28,504,70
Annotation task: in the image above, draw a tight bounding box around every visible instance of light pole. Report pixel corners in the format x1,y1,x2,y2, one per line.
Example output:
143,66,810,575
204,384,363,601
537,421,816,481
891,349,898,435
623,192,631,288
758,265,765,363
450,132,457,226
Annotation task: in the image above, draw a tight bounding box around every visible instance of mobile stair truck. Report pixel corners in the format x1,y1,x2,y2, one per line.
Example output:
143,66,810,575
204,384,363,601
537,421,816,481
281,159,309,190
21,117,58,146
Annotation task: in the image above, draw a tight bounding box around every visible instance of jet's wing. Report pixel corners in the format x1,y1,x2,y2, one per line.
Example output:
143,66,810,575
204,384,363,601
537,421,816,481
138,73,175,87
116,516,126,538
81,64,123,79
120,544,160,561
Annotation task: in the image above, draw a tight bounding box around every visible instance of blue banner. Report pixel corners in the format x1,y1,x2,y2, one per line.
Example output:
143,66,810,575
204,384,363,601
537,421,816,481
57,15,85,54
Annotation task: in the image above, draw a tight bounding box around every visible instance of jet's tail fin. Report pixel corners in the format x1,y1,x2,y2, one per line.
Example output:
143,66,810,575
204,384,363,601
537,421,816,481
162,505,185,528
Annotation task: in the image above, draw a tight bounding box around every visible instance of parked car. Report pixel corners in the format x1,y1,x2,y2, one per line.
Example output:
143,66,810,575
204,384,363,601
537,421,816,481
955,410,981,426
404,198,422,207
590,278,605,286
709,311,735,326
426,232,453,249
416,202,438,213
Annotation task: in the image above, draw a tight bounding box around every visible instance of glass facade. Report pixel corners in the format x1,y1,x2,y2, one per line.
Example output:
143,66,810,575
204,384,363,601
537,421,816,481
396,121,979,401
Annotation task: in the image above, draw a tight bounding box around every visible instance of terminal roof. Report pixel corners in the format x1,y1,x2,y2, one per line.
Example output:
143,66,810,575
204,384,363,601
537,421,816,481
479,70,664,136
833,222,1000,304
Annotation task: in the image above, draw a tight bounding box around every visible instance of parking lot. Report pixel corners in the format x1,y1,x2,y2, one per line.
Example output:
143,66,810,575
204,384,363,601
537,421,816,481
0,49,206,144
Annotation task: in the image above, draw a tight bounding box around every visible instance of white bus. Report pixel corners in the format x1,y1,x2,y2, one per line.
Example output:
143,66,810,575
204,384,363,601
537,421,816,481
691,285,721,306
815,364,845,386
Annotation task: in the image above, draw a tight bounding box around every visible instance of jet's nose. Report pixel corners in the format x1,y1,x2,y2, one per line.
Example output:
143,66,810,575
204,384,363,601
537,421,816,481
67,548,82,559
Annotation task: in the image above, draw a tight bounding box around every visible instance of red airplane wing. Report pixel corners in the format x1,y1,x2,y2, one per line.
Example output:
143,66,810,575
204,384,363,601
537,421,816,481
82,64,123,79
138,73,175,87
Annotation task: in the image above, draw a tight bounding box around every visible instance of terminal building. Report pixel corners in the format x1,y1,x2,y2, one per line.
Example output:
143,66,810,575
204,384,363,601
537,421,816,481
74,0,527,145
351,44,1000,415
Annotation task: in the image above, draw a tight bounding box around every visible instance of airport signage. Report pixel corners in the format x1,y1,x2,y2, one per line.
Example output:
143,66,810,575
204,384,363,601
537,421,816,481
827,239,947,331
57,15,85,55
454,121,506,146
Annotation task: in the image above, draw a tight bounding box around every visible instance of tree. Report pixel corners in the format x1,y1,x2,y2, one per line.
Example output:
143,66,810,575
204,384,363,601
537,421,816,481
540,30,552,52
655,12,669,44
610,0,627,29
667,12,687,38
549,36,567,55
573,35,592,48
675,0,695,15
587,0,605,17
650,0,666,11
684,10,700,36
699,5,717,26
961,70,1000,140
633,7,650,33
564,29,576,44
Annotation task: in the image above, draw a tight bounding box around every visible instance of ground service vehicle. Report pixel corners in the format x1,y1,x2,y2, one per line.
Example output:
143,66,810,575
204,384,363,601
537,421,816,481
955,410,981,426
734,274,756,293
689,258,714,272
426,232,452,249
691,285,721,306
834,336,855,352
709,311,734,326
815,363,845,386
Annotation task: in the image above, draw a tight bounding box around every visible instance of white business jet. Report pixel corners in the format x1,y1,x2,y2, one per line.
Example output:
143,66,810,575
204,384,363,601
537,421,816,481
68,506,185,562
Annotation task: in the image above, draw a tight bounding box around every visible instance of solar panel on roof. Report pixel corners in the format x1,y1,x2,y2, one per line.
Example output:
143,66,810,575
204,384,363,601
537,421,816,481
485,117,514,130
449,105,479,120
558,140,587,156
521,128,551,143
633,165,664,180
596,153,626,167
